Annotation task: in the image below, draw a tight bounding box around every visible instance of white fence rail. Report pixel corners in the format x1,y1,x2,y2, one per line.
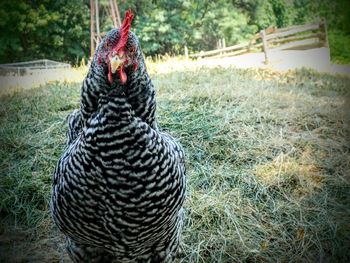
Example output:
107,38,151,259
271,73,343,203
0,59,71,76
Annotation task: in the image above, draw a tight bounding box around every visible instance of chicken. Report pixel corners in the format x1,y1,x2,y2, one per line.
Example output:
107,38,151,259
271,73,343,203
50,11,186,262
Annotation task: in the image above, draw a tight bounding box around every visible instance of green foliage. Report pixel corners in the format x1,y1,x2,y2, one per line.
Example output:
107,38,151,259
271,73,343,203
0,0,90,64
251,0,276,29
131,1,189,55
270,0,290,27
328,30,350,64
0,0,349,63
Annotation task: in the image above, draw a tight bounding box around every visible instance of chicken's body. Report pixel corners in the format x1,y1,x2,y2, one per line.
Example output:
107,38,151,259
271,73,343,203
51,13,186,262
52,90,185,262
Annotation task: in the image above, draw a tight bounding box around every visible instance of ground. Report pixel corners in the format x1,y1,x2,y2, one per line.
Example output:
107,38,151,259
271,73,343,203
0,221,69,262
0,57,349,262
194,48,350,75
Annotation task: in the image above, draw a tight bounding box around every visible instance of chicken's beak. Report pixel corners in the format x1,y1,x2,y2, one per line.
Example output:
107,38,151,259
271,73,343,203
110,55,124,73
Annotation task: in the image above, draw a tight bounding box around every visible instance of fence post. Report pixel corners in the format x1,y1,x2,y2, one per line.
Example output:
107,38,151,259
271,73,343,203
319,19,330,65
90,0,95,58
319,19,329,48
184,45,188,60
260,29,269,64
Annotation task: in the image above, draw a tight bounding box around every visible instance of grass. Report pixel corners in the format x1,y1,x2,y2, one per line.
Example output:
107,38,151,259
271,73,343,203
0,65,349,262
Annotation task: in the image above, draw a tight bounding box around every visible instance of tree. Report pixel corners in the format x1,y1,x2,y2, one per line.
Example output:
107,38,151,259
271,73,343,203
0,0,90,64
0,0,349,64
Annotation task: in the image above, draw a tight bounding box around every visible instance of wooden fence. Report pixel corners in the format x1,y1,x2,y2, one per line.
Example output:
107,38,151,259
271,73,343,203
190,20,328,64
0,59,71,76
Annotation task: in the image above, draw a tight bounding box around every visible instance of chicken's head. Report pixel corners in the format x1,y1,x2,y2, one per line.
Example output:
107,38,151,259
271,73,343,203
96,10,140,85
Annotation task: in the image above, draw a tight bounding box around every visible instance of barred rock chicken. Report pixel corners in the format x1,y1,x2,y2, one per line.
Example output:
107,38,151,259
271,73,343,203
50,11,186,263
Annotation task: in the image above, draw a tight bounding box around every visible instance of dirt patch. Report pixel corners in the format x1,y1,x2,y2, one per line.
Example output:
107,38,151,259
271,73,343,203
0,223,70,263
0,67,87,95
194,48,350,77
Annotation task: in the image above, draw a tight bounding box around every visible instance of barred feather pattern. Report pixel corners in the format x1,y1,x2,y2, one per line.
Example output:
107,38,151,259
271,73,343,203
51,89,186,262
66,109,82,145
80,30,157,130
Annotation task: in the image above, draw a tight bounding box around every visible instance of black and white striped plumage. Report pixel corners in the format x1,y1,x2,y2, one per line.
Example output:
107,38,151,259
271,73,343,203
50,29,186,262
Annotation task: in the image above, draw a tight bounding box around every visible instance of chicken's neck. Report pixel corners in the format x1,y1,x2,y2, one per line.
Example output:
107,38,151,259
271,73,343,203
125,58,158,130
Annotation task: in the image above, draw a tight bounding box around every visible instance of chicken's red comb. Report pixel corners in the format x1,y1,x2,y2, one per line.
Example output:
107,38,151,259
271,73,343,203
113,10,134,54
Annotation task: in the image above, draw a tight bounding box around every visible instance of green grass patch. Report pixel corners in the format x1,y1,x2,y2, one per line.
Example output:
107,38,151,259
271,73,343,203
1,68,349,261
0,82,80,227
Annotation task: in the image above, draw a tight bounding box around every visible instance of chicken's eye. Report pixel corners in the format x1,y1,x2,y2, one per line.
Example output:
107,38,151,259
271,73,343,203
129,46,136,54
104,39,112,50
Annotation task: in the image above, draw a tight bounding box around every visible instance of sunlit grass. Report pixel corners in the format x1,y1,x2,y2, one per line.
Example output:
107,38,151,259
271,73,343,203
0,66,349,262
